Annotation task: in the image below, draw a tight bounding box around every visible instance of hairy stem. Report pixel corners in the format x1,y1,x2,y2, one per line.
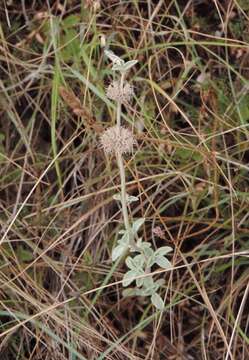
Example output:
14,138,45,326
115,72,134,245
116,72,125,127
116,152,130,232
116,100,121,128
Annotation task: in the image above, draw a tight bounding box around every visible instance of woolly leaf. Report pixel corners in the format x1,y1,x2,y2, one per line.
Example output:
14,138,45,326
154,246,172,257
122,60,138,71
132,218,145,234
142,276,154,289
118,231,130,246
133,254,145,268
125,256,135,270
136,277,144,287
104,50,124,65
112,244,127,261
122,288,137,297
151,293,164,310
122,270,136,287
155,256,172,269
112,59,138,72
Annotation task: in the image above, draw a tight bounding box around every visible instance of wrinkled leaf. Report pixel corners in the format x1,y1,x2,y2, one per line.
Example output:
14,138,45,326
132,218,145,234
126,255,145,270
151,293,164,310
118,231,130,246
155,256,172,269
137,240,151,250
136,288,151,297
122,60,138,71
143,247,154,259
112,244,127,261
136,277,144,287
143,276,154,289
125,256,135,269
147,254,156,268
104,49,124,65
133,254,145,268
112,59,138,72
155,246,172,257
122,270,136,287
122,288,137,297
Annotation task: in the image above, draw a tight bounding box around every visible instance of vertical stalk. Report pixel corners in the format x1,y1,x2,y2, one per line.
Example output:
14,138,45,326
116,152,130,232
115,71,132,241
116,72,125,127
116,100,121,128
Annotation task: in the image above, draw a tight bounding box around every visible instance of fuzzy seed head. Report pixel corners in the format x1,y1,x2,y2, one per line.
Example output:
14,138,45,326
106,81,134,103
100,125,136,155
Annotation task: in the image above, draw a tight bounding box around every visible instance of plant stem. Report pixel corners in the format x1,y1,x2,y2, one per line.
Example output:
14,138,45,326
117,100,121,128
116,72,124,127
116,151,130,232
115,72,134,245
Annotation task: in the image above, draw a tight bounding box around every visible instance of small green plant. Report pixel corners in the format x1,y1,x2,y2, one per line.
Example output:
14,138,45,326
100,49,173,310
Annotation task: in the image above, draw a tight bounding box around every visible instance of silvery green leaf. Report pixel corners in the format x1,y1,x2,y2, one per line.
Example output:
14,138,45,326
126,195,139,203
125,256,135,270
122,288,137,297
143,247,154,258
154,246,173,257
122,270,136,287
126,255,144,270
112,244,127,261
155,256,172,269
136,277,144,287
143,276,154,289
138,241,151,250
112,63,127,71
113,193,139,204
133,254,145,268
121,60,138,71
132,218,145,234
136,288,151,297
118,231,130,246
147,254,156,268
104,49,124,65
112,60,138,72
151,293,164,310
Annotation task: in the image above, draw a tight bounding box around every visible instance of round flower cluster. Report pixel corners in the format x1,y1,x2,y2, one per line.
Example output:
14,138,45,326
100,125,136,155
106,81,134,103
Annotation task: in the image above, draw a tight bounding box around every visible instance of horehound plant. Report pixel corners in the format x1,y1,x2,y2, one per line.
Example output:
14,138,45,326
100,50,172,310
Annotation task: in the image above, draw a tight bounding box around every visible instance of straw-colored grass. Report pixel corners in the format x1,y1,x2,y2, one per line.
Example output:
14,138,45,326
0,1,249,359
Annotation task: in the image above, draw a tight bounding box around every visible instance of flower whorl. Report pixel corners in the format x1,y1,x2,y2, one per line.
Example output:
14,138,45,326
106,81,134,103
100,125,136,155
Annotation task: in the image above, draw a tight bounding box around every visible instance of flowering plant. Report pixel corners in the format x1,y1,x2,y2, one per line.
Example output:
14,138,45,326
101,49,173,310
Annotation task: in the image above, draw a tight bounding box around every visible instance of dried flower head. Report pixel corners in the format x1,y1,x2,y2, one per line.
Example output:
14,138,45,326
100,125,136,155
106,81,134,103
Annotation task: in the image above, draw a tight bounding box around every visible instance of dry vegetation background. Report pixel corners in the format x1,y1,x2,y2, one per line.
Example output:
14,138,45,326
0,0,249,359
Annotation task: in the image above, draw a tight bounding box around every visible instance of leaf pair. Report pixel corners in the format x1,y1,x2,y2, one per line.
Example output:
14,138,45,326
122,280,165,310
111,218,145,261
104,49,138,73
